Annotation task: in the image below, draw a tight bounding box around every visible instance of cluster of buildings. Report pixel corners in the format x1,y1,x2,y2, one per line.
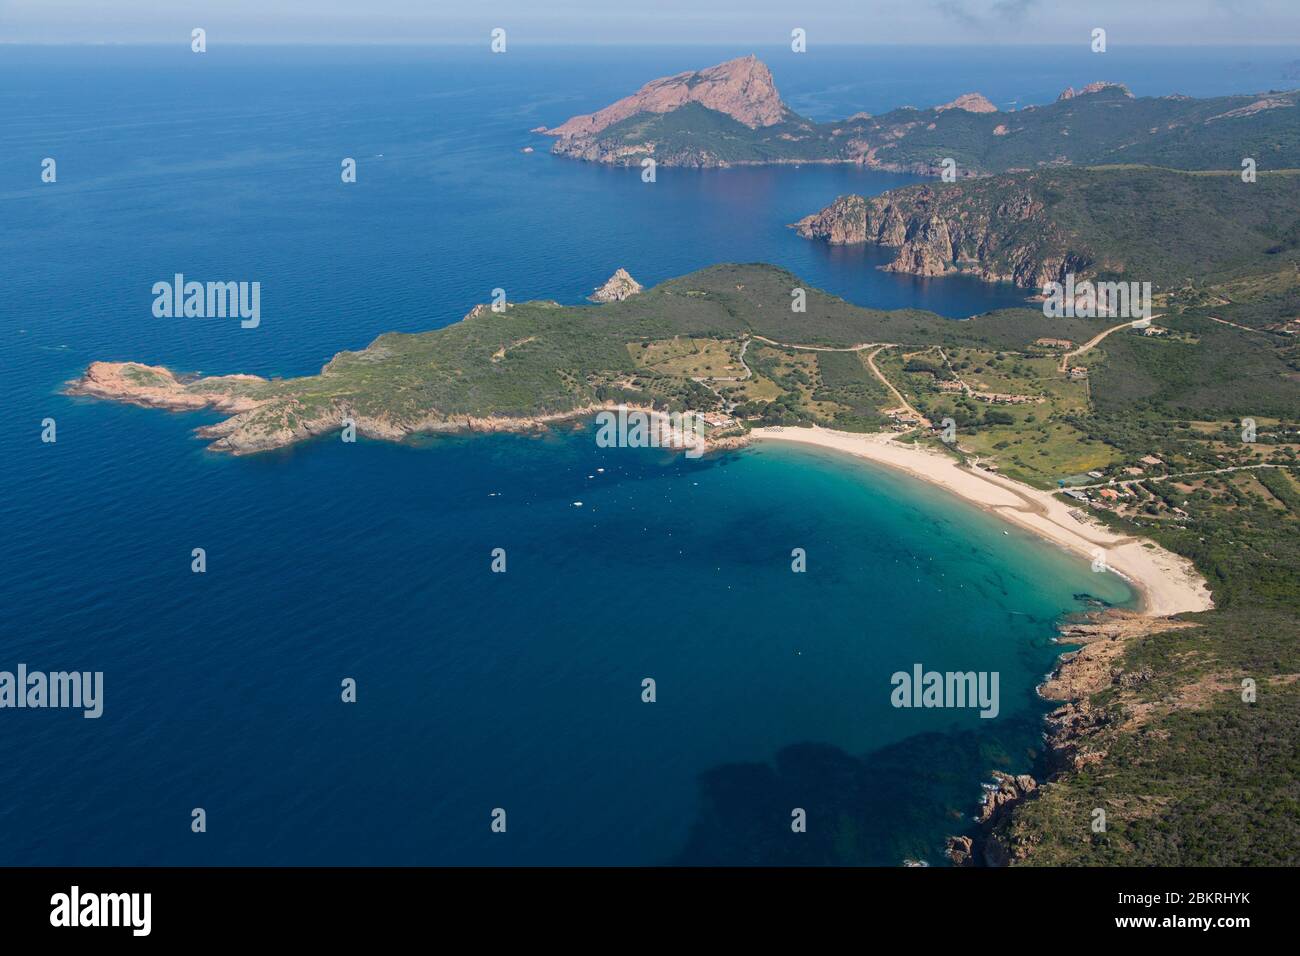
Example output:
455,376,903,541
699,411,737,429
889,410,925,430
1057,453,1190,518
1062,485,1132,507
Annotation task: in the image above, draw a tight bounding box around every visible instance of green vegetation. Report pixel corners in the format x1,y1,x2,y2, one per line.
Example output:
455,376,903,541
1011,609,1300,866
861,88,1300,174
1005,454,1300,864
563,85,1300,173
589,102,845,165
88,155,1300,863
892,345,1113,486
792,160,1300,863
150,258,1219,452
151,262,1093,443
981,336,1300,862
811,350,892,431
800,166,1300,292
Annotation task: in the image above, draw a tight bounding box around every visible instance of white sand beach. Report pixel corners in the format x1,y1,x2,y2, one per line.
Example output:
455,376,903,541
750,426,1214,617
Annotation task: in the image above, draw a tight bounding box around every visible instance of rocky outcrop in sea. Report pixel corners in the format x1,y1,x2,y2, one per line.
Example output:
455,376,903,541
588,268,643,302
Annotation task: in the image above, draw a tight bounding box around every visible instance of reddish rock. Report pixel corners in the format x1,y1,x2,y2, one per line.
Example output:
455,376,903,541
588,268,643,303
542,55,789,141
935,92,997,114
945,835,975,866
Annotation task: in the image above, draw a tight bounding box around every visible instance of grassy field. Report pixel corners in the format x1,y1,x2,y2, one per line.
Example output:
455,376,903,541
631,336,745,378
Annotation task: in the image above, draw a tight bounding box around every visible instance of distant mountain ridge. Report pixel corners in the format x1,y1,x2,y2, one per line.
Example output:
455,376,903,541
537,55,1300,173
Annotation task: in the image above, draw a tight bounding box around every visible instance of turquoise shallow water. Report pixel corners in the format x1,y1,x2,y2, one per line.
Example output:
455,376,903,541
0,420,1132,865
10,41,1276,864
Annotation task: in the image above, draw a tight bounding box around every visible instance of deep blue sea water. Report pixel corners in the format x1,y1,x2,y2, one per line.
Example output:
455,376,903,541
1,43,1282,864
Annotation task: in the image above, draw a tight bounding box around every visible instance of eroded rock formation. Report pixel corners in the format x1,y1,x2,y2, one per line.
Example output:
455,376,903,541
792,182,1094,288
589,268,643,302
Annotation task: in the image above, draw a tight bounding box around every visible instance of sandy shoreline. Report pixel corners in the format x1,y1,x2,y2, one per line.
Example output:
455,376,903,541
749,426,1213,618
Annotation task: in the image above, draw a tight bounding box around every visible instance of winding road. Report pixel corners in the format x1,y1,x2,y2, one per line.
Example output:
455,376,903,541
1070,462,1283,491
1057,316,1161,372
748,336,927,424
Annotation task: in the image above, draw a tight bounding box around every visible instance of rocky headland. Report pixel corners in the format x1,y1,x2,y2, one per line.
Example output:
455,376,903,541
66,362,715,457
64,266,796,457
946,609,1200,866
793,163,1300,290
539,54,789,142
792,180,1092,288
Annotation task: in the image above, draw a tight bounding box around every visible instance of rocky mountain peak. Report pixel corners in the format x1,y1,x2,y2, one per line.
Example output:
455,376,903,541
542,55,789,140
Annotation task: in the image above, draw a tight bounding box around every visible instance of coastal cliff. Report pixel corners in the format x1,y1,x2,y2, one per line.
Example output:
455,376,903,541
793,180,1091,288
793,165,1300,288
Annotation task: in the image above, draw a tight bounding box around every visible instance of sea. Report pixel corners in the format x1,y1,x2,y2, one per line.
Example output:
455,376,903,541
1,43,1285,865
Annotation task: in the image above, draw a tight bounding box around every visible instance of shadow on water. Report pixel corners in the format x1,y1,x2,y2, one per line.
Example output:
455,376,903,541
671,722,1044,866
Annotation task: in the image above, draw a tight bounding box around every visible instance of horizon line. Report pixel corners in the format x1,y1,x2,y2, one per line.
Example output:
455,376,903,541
4,39,1300,48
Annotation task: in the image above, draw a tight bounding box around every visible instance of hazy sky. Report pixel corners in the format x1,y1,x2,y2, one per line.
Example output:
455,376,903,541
3,0,1299,46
